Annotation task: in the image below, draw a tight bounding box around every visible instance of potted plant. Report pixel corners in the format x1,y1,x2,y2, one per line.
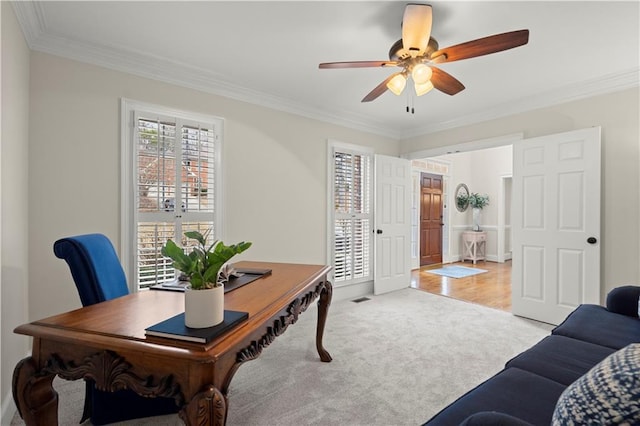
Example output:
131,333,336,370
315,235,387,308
161,230,251,328
468,193,490,231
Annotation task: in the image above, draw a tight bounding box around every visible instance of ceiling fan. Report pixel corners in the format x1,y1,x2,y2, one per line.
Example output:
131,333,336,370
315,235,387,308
319,3,529,103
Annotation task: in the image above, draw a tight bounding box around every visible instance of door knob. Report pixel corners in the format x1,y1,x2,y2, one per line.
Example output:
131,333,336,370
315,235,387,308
587,237,597,244
376,229,383,234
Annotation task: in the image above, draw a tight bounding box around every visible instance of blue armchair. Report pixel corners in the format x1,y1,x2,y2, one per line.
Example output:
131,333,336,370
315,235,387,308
54,233,179,424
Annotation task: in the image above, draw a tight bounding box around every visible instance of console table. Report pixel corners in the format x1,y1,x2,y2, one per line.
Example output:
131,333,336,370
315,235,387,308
13,261,332,425
462,231,487,264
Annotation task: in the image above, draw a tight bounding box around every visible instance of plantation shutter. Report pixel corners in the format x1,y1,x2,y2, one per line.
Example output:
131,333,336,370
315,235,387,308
333,149,372,283
135,113,218,288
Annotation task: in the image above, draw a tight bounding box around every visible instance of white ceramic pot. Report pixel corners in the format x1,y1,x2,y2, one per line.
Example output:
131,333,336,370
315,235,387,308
184,285,224,328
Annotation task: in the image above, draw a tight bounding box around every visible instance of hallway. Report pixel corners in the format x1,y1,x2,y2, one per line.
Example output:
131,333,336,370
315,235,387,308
411,261,512,312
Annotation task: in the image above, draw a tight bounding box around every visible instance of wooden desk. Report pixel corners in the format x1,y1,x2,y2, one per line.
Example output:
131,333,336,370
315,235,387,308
462,231,487,264
13,261,332,425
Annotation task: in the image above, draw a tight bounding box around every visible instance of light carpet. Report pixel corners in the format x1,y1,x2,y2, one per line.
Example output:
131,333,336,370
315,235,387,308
11,289,552,426
426,265,488,279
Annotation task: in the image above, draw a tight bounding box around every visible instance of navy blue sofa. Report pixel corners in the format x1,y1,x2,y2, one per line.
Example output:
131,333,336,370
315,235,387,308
424,286,640,425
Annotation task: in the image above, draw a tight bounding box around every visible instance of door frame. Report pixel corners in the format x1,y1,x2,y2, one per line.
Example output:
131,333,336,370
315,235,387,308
406,133,524,269
497,174,513,263
409,159,451,269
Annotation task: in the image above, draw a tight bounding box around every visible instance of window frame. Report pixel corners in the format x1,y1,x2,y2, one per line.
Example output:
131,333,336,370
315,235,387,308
327,140,374,287
120,98,224,291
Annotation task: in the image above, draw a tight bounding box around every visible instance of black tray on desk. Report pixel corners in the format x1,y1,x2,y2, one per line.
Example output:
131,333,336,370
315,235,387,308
150,268,271,293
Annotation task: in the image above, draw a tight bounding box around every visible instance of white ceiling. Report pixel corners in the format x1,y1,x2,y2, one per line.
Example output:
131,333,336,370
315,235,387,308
12,1,640,139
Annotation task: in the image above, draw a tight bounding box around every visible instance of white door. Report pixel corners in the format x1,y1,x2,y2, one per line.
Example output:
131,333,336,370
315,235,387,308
512,127,601,325
374,155,412,295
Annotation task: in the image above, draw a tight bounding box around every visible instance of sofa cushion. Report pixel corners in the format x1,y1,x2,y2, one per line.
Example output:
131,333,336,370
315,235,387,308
552,343,640,425
606,285,640,317
552,304,640,349
423,368,566,426
505,335,616,385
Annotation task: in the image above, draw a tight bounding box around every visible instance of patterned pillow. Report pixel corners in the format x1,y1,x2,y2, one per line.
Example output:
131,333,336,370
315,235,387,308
552,344,640,425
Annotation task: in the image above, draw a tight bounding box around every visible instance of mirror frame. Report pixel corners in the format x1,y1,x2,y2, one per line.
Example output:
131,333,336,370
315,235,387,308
455,183,470,212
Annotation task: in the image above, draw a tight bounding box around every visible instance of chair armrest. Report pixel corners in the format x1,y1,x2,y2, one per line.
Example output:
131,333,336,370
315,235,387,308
606,286,640,317
460,412,534,426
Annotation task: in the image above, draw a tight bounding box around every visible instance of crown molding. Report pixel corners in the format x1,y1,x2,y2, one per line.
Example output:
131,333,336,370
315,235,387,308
13,1,399,139
13,2,639,141
400,68,640,139
11,1,47,46
41,35,400,139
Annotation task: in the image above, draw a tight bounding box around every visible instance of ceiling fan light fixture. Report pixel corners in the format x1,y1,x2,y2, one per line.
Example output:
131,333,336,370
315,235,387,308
411,63,432,84
402,4,433,56
414,80,434,96
386,73,407,96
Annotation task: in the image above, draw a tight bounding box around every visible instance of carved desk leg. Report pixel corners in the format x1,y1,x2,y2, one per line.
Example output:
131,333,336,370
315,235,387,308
179,385,227,426
316,280,333,362
12,357,58,426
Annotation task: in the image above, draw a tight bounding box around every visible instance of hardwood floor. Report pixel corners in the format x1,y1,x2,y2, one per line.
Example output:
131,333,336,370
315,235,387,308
411,260,512,312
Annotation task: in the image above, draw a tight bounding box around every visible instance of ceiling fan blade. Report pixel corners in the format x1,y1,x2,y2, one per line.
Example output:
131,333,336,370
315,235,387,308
431,29,529,63
430,67,465,96
319,61,397,69
361,73,400,102
402,3,432,56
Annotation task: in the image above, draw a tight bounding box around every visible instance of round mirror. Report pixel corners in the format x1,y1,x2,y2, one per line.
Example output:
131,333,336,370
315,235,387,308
455,183,470,212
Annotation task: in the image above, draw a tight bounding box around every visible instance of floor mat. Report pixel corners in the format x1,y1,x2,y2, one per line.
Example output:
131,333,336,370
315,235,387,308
426,265,488,279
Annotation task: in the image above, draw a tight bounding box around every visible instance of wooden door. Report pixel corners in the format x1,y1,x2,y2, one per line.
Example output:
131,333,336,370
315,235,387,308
420,173,443,266
512,127,601,325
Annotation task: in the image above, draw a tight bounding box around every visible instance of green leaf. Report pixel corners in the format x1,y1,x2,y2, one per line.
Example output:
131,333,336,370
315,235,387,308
165,231,252,289
190,273,205,290
184,230,206,246
161,239,196,274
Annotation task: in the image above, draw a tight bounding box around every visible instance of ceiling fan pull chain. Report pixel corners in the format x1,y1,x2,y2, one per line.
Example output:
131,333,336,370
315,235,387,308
410,91,415,114
406,88,411,113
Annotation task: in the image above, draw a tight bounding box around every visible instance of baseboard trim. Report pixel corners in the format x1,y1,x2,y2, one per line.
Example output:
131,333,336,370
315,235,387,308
333,280,373,302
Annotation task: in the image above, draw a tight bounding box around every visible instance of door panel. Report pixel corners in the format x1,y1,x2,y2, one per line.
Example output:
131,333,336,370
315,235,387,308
512,127,601,325
374,155,411,295
420,173,443,265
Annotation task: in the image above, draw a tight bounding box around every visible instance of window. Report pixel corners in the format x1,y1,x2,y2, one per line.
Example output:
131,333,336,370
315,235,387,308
122,100,223,290
329,143,373,285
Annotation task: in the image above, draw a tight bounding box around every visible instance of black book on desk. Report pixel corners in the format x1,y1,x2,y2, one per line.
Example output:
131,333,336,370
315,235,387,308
145,310,248,343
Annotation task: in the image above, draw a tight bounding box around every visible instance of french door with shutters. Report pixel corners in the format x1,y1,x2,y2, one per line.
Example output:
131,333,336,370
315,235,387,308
512,127,601,325
126,105,222,290
331,146,373,286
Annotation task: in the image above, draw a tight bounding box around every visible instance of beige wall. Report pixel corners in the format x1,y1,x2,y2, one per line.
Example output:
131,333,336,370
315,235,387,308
402,88,640,299
1,2,30,419
436,145,513,260
28,51,399,320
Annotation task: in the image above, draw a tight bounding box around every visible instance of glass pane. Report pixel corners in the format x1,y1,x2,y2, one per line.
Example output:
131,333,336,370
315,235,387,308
137,221,215,288
334,152,370,215
137,222,176,287
334,219,352,282
334,152,353,214
181,125,215,213
352,218,370,279
137,118,177,213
